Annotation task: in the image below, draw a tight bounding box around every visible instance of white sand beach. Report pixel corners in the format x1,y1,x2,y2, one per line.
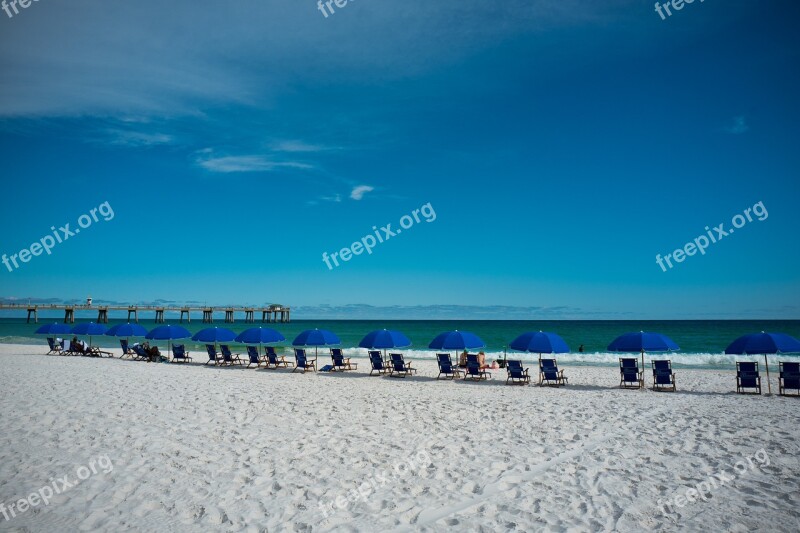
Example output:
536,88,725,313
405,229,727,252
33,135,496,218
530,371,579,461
1,343,798,532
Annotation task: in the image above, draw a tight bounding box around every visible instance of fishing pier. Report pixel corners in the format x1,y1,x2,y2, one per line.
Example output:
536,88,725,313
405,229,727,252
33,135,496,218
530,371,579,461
1,303,291,324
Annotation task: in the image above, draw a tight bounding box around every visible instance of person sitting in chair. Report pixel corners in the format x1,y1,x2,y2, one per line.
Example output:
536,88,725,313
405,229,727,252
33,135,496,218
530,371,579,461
146,343,162,363
70,336,87,354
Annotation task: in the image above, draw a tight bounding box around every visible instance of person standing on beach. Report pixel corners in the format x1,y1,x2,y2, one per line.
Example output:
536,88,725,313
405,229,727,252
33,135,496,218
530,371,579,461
578,344,584,353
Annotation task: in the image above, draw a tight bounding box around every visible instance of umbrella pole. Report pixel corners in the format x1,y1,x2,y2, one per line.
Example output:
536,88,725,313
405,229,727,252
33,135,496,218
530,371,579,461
641,350,645,389
764,353,771,394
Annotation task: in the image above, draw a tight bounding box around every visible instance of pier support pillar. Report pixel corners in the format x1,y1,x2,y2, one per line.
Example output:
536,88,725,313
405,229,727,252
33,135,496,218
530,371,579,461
180,308,190,323
26,307,38,323
244,309,254,323
97,308,108,323
64,308,74,324
155,308,165,323
127,308,138,323
203,308,214,323
224,309,235,323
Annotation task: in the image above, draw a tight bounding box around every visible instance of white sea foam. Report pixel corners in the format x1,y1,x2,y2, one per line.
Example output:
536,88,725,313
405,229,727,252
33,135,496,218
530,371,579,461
338,347,800,368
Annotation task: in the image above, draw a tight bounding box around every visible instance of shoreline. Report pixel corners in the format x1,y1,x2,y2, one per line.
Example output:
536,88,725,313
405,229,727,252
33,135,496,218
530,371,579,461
5,341,800,371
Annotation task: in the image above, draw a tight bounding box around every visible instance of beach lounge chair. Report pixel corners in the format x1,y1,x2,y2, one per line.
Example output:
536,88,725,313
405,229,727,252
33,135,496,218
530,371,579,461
87,345,113,357
652,359,676,392
368,351,390,376
389,356,412,378
65,340,88,356
293,348,317,373
506,360,530,385
539,359,568,387
390,353,416,376
619,358,643,389
205,344,224,365
46,337,64,355
779,362,800,397
220,345,244,366
119,339,137,359
436,353,463,380
331,348,358,371
736,361,761,395
171,344,192,363
131,344,150,361
245,346,268,368
264,346,289,368
464,360,492,381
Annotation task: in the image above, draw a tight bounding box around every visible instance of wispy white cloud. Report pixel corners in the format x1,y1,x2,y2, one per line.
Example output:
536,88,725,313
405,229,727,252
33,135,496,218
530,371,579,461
350,185,374,200
271,140,332,153
725,116,749,135
105,129,175,146
0,1,612,118
196,152,313,173
306,193,342,206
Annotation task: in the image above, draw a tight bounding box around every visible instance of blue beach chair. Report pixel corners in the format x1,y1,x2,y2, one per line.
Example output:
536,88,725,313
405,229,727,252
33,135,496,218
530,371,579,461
539,359,567,387
652,359,676,392
736,361,761,395
132,344,150,361
46,337,64,355
265,346,289,368
119,339,136,359
246,346,268,368
220,345,244,366
464,360,491,381
390,353,415,377
619,358,643,389
205,344,223,365
64,339,87,356
436,353,462,380
779,362,800,397
293,348,317,373
331,348,358,371
506,360,530,385
368,351,390,376
171,344,191,363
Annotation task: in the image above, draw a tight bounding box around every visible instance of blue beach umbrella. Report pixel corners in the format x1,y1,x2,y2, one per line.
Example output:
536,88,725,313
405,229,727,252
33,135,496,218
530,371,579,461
725,332,800,394
105,323,149,339
429,330,485,364
509,331,570,362
359,329,412,358
70,322,108,346
428,330,485,351
235,327,285,345
192,327,238,355
236,327,286,359
292,328,340,357
192,327,237,344
146,325,192,358
35,323,73,336
607,331,679,375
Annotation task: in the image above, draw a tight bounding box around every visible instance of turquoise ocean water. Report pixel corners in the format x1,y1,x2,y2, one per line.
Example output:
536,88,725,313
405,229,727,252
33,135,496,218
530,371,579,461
2,318,799,369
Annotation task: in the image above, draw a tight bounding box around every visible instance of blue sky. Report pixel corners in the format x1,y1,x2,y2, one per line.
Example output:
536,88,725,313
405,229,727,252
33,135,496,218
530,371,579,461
0,0,798,319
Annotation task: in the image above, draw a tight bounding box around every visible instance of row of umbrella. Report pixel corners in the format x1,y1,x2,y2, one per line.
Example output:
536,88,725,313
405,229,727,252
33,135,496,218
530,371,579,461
37,322,800,392
37,324,800,364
